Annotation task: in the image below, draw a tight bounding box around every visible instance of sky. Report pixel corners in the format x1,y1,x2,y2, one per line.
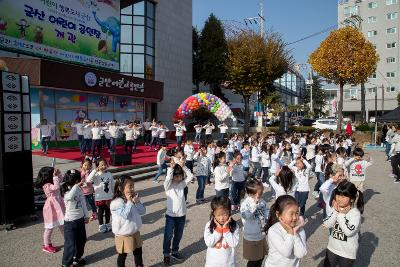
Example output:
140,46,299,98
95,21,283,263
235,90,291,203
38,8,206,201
193,0,338,73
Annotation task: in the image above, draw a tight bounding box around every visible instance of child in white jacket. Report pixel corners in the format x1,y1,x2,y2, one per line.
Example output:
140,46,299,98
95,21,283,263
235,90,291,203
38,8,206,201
213,151,231,198
111,175,146,267
204,196,240,267
162,160,195,265
240,179,269,267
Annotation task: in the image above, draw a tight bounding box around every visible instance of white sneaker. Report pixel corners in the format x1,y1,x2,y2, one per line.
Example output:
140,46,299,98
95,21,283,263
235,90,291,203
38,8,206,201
106,223,112,232
262,182,270,188
99,224,107,233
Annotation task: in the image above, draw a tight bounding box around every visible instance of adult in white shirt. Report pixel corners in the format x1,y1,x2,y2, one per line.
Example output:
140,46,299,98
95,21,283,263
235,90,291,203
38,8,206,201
174,120,186,148
157,123,169,149
194,123,203,144
149,122,159,150
36,119,55,154
218,122,229,142
143,118,152,146
84,119,103,158
82,119,92,156
71,118,85,155
105,120,123,153
122,122,141,154
203,121,215,141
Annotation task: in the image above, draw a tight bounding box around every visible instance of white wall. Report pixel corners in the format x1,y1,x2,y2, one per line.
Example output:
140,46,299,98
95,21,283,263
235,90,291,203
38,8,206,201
155,0,193,127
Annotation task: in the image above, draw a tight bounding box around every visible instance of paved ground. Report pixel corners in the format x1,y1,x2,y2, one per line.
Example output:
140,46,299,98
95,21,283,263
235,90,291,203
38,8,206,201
1,150,399,266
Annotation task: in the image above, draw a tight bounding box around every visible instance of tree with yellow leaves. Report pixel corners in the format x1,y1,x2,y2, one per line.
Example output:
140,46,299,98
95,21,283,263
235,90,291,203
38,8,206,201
309,26,379,130
225,30,292,132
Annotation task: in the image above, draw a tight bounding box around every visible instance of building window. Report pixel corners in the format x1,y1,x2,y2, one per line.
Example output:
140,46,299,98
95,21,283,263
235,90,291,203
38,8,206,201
386,86,396,92
367,16,377,23
369,73,377,79
387,27,397,34
367,30,378,37
387,57,396,63
372,43,377,49
368,87,377,93
386,0,397,5
387,42,397,48
368,2,378,8
119,0,156,80
387,12,398,20
344,6,359,16
387,72,396,78
345,88,358,100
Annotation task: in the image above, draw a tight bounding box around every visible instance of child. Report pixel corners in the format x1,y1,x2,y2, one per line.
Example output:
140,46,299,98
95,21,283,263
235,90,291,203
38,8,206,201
35,167,65,253
87,157,115,233
312,145,325,199
157,123,169,149
85,119,103,158
344,147,373,191
203,121,215,141
194,145,212,204
174,120,186,148
36,119,55,155
80,158,97,221
261,143,271,188
264,195,307,267
336,147,347,168
149,121,159,150
61,169,89,267
240,179,269,267
230,151,246,211
320,163,345,218
204,196,240,267
82,119,92,156
153,144,169,183
111,175,146,267
250,141,262,179
163,160,195,266
218,122,229,142
269,166,297,199
288,158,311,217
322,180,364,267
213,152,230,198
345,135,353,157
241,142,251,175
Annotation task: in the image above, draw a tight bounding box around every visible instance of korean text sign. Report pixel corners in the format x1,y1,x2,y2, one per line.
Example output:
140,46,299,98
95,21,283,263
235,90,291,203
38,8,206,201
0,0,120,70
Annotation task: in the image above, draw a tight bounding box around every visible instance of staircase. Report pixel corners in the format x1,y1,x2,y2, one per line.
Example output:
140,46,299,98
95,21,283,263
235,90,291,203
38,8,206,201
109,163,159,181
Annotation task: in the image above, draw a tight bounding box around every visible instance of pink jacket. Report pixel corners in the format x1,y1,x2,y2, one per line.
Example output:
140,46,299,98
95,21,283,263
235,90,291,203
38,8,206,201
80,169,94,195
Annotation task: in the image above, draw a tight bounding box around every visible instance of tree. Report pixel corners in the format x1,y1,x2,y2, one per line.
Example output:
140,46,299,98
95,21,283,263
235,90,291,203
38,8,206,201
192,27,201,94
309,26,379,131
225,30,292,133
199,14,228,100
397,91,400,106
303,75,326,116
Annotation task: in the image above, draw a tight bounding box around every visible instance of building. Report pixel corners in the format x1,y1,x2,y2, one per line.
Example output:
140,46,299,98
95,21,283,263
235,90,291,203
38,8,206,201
338,0,400,120
0,0,192,148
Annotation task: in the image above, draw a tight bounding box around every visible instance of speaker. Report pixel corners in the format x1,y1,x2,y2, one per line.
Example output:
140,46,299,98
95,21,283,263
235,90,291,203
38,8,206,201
0,71,34,224
0,185,35,224
0,152,33,188
110,153,131,166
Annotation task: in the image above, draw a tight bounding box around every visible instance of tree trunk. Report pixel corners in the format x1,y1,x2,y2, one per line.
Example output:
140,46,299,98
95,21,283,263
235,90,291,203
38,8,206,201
243,95,250,134
337,83,344,133
361,82,366,122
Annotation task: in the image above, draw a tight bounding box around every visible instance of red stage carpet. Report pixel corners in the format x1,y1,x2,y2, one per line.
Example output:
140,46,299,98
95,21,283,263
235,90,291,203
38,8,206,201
32,143,178,166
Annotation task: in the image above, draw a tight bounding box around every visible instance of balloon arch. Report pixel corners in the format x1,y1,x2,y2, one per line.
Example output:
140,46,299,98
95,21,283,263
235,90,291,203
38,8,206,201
174,93,236,122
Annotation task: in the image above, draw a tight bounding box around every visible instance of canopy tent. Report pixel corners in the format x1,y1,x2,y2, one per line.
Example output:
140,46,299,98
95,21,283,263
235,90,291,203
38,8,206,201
376,106,400,122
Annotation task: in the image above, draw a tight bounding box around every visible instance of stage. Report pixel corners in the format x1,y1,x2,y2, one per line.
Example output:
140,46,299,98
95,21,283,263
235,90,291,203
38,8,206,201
32,143,177,166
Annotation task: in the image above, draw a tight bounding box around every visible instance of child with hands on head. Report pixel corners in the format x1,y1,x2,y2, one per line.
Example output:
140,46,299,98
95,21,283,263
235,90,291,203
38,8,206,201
322,180,364,267
240,179,269,267
87,157,115,233
264,195,307,267
35,167,65,254
111,175,146,267
204,196,240,267
320,163,345,217
162,158,195,266
60,169,90,267
288,157,312,217
269,166,298,200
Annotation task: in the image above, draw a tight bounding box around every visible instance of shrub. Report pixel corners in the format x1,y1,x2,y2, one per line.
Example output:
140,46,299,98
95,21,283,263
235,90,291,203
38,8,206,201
355,123,371,132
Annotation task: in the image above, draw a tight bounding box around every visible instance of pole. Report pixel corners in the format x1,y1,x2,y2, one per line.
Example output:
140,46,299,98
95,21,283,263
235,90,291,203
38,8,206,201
374,86,377,145
310,68,313,116
259,2,265,38
381,84,384,116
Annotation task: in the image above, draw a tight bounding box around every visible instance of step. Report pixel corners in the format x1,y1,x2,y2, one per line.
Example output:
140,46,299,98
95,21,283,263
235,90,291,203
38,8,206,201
124,170,159,182
111,165,159,178
108,162,156,173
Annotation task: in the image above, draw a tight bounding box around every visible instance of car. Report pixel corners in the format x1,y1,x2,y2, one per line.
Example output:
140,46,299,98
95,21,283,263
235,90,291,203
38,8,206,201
299,119,316,126
312,119,338,130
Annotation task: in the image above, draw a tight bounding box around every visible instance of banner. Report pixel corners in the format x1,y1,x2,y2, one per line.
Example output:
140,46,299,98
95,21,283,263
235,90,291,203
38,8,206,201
0,0,120,71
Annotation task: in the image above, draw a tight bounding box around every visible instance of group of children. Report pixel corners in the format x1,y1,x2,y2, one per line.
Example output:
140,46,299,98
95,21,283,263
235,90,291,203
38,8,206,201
35,129,371,267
